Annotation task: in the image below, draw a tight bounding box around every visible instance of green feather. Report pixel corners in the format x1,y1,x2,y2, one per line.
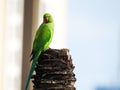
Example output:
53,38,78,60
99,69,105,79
25,13,54,90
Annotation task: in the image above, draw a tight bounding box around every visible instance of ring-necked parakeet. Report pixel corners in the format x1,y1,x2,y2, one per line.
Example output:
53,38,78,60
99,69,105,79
25,13,54,90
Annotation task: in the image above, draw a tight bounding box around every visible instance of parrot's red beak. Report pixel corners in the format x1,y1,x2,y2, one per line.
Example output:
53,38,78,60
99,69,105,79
44,17,49,23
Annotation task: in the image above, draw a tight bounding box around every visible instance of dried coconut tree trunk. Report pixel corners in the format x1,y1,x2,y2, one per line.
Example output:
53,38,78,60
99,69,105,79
31,48,76,90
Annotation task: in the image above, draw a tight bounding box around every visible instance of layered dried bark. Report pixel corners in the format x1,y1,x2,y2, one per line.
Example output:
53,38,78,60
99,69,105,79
32,48,76,90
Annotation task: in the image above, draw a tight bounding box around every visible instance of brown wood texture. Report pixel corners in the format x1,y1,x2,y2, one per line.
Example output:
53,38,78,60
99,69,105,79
32,48,76,90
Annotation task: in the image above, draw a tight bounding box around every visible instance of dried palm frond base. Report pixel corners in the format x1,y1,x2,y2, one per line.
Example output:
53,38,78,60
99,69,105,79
31,48,76,90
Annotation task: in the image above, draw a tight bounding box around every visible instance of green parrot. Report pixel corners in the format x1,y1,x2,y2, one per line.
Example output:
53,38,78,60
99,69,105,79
25,13,54,90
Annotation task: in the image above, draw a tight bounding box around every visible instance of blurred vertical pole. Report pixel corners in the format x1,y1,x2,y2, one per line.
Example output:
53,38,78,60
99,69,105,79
32,0,40,39
0,0,6,90
21,0,40,89
21,0,33,90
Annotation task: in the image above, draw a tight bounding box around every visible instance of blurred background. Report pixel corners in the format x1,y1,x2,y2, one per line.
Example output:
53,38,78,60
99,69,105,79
0,0,120,90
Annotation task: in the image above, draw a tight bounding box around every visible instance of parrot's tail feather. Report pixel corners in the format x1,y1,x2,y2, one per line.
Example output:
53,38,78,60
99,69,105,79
25,51,41,90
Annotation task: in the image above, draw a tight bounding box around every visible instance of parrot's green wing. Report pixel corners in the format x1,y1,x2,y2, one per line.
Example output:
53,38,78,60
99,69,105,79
31,24,52,60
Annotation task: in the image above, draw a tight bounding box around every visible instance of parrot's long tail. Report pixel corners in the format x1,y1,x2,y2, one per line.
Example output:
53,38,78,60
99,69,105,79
25,51,41,90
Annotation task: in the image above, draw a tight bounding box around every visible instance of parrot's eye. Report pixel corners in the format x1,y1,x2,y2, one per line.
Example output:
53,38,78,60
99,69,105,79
44,17,49,23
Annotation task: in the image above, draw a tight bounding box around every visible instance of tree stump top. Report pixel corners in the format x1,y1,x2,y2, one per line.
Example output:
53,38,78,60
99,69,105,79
32,48,76,90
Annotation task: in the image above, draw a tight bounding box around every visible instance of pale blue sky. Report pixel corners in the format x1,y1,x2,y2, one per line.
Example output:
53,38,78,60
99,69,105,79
68,0,120,90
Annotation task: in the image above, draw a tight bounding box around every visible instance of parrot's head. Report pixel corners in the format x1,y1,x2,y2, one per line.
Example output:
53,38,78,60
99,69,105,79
43,13,53,23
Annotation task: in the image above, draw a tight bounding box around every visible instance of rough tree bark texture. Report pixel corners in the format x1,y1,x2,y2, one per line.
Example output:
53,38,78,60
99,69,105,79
32,48,76,90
